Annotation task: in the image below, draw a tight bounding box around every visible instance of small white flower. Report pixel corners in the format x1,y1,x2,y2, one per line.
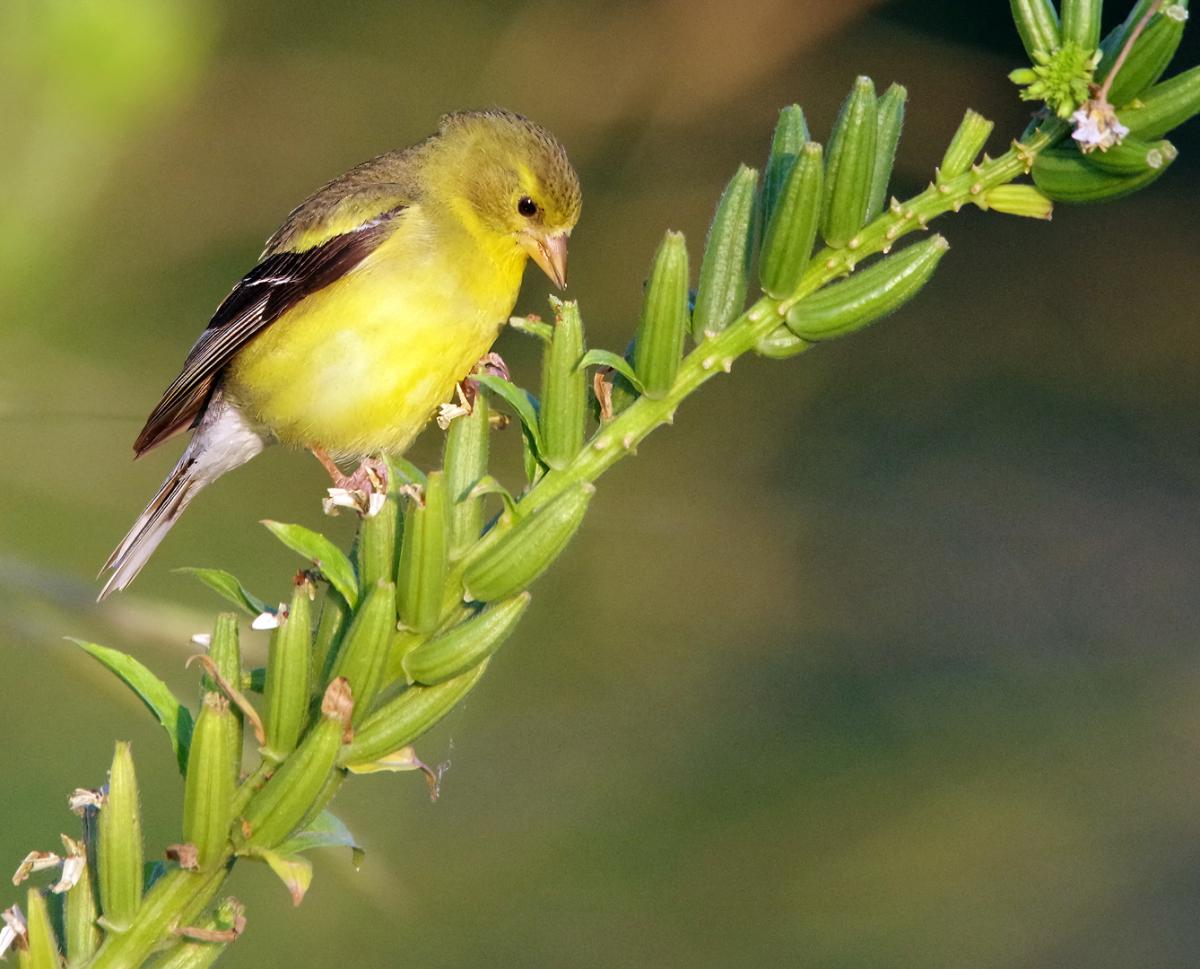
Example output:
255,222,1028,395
0,905,26,959
251,609,282,631
436,400,471,429
1071,100,1129,153
190,633,212,647
68,788,104,815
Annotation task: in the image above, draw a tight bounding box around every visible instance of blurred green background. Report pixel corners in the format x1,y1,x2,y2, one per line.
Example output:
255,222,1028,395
3,1,1200,966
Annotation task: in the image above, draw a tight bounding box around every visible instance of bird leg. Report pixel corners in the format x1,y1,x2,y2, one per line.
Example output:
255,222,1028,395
311,447,389,516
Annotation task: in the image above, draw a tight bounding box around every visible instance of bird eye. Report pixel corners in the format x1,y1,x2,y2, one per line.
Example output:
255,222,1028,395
517,196,538,217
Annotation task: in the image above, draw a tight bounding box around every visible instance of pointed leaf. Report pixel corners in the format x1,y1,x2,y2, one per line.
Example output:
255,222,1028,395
249,847,312,907
261,521,358,607
70,640,193,774
274,810,364,869
173,568,269,617
575,349,646,394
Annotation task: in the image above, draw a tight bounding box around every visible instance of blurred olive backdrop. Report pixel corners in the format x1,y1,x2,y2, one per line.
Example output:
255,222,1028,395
4,1,1200,966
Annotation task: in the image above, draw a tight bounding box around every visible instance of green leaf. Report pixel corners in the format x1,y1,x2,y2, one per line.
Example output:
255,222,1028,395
70,639,193,774
474,374,545,459
575,348,646,394
173,567,269,617
274,809,364,869
508,314,554,342
261,521,358,608
246,846,313,907
384,454,426,489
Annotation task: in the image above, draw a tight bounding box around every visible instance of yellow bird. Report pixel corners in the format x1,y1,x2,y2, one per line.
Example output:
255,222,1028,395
100,109,581,599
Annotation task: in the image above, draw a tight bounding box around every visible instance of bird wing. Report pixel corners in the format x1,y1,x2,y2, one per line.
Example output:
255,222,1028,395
132,200,407,456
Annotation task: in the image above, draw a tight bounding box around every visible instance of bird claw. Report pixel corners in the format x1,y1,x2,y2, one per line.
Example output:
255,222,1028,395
316,453,389,517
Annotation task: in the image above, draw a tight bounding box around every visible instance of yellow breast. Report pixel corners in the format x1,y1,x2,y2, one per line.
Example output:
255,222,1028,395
225,215,526,458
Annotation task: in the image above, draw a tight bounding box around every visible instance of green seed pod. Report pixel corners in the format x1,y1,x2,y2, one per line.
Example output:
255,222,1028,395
343,664,488,767
98,741,144,929
328,581,396,725
444,391,490,557
979,184,1055,219
760,142,824,298
65,853,101,963
821,76,879,248
759,105,809,239
356,491,400,589
632,231,690,398
1010,0,1061,58
1099,0,1157,62
786,235,949,341
1083,136,1178,173
203,613,241,695
1061,0,1102,49
540,299,587,469
21,889,60,969
397,472,449,634
462,483,594,603
182,693,238,869
263,581,314,759
144,898,244,968
1119,64,1200,140
241,678,352,850
1105,2,1190,106
692,165,758,339
311,588,349,685
867,83,907,222
754,325,813,360
404,592,531,685
939,109,995,180
1032,144,1176,200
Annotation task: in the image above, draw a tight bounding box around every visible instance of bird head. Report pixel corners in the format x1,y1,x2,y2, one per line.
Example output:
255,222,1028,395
433,109,582,289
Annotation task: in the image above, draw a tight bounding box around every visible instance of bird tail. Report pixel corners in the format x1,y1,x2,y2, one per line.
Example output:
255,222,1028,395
99,393,268,600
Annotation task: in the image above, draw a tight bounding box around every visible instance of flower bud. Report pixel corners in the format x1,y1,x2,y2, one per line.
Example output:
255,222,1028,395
21,889,59,969
444,389,490,557
241,678,353,850
754,325,814,360
540,298,588,469
182,693,238,869
978,185,1054,219
759,105,809,240
328,581,396,725
98,741,144,930
397,472,449,634
867,83,907,221
939,110,995,180
632,231,690,398
1118,64,1200,140
760,142,824,298
263,581,314,759
462,482,594,603
786,235,949,341
403,592,531,686
1010,0,1061,59
343,665,488,768
822,76,879,248
692,165,758,339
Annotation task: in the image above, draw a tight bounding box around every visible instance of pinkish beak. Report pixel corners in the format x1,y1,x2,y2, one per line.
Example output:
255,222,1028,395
520,231,569,289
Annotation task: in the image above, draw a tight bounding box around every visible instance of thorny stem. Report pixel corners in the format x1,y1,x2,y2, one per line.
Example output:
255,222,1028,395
1098,0,1166,102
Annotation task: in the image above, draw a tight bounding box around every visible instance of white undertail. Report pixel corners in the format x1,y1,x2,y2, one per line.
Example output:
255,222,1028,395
99,393,269,600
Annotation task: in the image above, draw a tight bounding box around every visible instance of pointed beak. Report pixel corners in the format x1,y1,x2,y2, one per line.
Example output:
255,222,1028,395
520,231,569,290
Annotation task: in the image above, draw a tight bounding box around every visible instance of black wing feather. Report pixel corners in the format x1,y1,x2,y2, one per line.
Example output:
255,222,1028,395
133,208,403,455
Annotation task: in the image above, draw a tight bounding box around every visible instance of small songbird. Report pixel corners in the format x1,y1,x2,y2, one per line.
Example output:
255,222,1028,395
99,109,581,599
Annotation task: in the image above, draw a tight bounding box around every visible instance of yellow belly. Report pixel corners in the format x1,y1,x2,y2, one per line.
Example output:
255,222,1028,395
225,230,523,458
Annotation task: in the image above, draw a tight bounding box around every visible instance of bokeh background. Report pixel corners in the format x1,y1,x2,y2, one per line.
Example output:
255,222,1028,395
3,1,1200,966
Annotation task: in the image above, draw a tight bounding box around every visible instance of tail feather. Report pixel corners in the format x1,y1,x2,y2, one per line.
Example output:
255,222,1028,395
99,393,268,600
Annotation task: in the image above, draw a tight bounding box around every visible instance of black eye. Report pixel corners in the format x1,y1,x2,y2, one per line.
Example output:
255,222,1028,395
517,196,538,217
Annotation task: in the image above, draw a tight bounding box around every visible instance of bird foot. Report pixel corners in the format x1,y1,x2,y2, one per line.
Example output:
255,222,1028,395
313,450,389,517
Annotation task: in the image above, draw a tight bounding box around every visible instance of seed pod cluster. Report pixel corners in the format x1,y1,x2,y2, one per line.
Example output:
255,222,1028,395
1032,144,1177,201
1103,1,1190,106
